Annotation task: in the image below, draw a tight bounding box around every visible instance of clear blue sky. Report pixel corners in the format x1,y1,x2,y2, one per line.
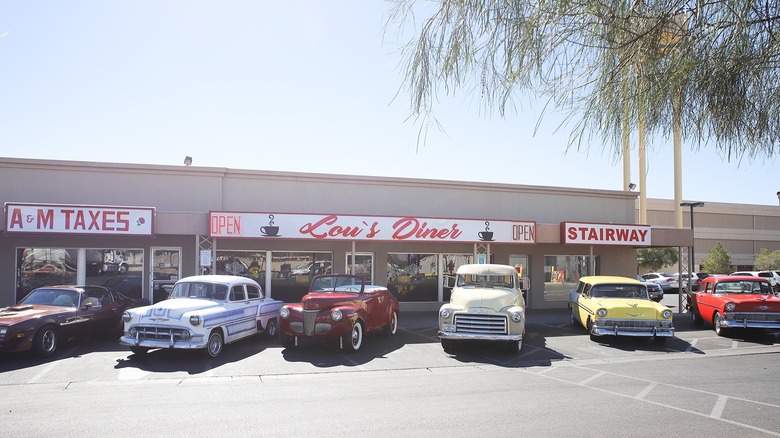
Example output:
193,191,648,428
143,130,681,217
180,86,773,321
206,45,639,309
1,1,777,206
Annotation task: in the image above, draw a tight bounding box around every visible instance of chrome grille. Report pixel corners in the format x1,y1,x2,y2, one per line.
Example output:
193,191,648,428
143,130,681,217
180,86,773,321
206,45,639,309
730,312,780,322
454,314,507,335
303,310,318,336
134,326,186,341
601,319,660,328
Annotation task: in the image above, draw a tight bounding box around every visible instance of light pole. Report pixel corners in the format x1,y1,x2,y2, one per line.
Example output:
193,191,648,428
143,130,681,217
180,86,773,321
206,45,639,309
679,201,704,312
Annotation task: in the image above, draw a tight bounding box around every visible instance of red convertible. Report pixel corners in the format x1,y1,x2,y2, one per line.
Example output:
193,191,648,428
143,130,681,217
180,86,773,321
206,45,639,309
689,275,780,336
279,274,399,352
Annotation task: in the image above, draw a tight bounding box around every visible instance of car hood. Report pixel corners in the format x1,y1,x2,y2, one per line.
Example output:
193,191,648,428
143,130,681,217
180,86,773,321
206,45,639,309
591,298,669,319
724,294,780,312
0,304,70,325
132,298,224,322
301,293,359,311
450,288,519,310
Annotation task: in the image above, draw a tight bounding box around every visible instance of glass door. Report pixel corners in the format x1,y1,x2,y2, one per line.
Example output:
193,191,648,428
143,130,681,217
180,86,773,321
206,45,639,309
151,247,181,303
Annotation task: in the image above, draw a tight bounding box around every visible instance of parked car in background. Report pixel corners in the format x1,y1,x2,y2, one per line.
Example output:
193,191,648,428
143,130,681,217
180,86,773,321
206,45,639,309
120,275,282,358
438,264,525,353
679,272,710,292
279,274,399,352
0,285,148,357
637,275,663,302
570,276,674,342
731,271,780,292
689,275,780,336
641,272,678,292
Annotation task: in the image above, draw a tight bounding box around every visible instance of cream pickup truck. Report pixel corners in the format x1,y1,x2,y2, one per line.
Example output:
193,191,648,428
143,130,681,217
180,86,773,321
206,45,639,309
438,264,526,353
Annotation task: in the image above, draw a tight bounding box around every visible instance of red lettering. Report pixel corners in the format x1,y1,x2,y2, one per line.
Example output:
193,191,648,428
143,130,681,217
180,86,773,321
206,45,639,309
391,218,461,240
616,228,629,241
638,229,648,241
88,210,101,230
37,209,54,229
74,210,86,230
299,215,366,239
605,228,615,241
102,211,115,231
62,209,74,228
9,208,22,229
116,211,130,231
210,215,241,235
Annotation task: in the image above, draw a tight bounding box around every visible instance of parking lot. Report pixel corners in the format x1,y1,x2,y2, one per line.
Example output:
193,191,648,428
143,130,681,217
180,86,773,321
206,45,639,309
2,292,779,384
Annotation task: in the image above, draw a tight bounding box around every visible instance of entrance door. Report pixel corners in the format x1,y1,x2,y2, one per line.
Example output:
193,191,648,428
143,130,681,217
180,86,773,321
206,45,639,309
509,255,530,305
442,254,473,302
151,248,181,303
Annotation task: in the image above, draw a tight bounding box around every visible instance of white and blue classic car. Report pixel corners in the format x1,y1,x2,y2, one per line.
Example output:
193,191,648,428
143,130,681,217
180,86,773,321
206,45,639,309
119,275,282,358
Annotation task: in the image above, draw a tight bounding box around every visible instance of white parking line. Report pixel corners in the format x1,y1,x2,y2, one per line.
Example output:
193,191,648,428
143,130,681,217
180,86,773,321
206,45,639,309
711,395,728,418
635,382,657,400
27,362,56,384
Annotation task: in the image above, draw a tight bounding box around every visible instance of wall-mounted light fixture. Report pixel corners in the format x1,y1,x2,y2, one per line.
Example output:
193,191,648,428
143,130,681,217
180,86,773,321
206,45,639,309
628,183,636,191
184,156,192,166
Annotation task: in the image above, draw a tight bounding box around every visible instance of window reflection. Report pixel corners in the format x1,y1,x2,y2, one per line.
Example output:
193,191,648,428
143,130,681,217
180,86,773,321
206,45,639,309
272,252,332,303
16,248,77,301
387,253,438,302
543,255,597,301
85,249,144,299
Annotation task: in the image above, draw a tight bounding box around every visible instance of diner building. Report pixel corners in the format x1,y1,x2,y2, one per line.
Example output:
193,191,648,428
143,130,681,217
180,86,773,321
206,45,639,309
7,156,767,311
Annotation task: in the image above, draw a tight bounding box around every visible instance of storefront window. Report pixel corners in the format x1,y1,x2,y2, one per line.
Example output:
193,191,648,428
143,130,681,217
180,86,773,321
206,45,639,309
215,251,266,282
387,253,438,302
271,252,332,303
509,255,530,302
543,255,597,301
16,248,78,302
85,249,145,299
346,253,374,284
442,254,472,301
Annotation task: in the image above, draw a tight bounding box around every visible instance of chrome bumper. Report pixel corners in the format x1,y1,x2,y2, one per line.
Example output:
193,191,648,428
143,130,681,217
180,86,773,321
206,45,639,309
438,331,523,342
591,325,674,337
119,333,207,350
718,320,780,329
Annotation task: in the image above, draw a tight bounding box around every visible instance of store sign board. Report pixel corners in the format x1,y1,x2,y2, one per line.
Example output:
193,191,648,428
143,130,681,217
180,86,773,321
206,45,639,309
210,212,536,244
4,203,155,236
562,221,651,246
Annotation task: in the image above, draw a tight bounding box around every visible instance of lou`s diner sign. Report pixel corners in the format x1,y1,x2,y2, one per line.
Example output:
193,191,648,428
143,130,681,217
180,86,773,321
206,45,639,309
4,203,155,237
210,211,536,244
562,221,651,246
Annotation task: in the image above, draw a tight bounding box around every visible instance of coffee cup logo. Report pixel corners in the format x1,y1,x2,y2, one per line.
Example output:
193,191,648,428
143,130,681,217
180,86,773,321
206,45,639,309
478,221,493,241
261,214,280,237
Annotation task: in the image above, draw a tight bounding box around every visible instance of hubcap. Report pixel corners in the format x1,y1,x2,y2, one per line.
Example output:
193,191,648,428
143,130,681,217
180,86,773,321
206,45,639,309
42,330,55,352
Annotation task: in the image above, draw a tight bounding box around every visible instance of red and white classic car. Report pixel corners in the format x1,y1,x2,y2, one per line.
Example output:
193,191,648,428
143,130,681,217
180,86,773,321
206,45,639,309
279,274,399,352
689,275,780,336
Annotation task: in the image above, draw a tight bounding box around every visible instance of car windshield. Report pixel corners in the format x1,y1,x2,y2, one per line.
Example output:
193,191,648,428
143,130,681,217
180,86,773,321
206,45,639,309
310,275,364,293
457,273,515,289
591,284,648,299
19,289,81,307
170,282,229,300
713,281,773,294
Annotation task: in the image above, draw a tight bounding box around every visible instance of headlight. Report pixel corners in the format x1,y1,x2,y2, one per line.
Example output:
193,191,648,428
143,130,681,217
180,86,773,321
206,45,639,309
597,308,607,317
280,307,290,319
0,327,7,335
331,309,343,321
511,311,523,323
128,327,137,337
189,315,201,326
725,302,736,311
662,309,672,319
122,311,132,322
440,308,451,319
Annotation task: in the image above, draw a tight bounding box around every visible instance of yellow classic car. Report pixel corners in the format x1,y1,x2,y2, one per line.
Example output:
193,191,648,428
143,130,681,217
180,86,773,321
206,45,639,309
438,264,525,353
569,275,674,342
